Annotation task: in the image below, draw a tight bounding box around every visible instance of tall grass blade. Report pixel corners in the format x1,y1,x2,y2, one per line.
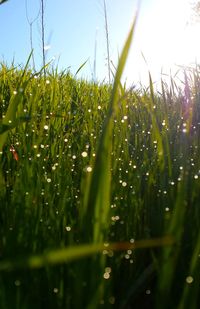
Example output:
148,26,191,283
156,174,187,308
81,15,138,243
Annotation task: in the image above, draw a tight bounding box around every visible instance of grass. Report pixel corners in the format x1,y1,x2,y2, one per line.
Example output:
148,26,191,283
0,19,200,309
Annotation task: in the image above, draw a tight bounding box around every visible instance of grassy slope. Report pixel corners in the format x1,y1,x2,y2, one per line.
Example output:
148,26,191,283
0,60,200,308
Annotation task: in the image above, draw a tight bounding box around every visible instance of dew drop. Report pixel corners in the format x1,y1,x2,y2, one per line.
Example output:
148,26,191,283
65,226,71,231
186,276,194,284
81,151,88,157
103,272,110,279
146,289,151,295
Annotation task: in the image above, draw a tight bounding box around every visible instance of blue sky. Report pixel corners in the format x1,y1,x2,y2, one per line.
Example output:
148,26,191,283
0,0,199,86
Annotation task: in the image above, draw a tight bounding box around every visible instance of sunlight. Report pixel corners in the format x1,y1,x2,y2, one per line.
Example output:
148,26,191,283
126,0,200,85
162,0,200,65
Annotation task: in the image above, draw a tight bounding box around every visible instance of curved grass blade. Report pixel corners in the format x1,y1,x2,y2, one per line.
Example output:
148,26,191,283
75,58,89,77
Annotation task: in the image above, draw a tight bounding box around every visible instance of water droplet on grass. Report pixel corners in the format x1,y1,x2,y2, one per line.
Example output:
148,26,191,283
81,151,88,157
86,166,92,172
103,272,110,279
146,289,151,295
186,276,194,284
65,226,71,231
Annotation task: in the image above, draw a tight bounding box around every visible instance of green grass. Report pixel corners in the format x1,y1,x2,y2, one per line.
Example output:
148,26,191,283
0,23,200,309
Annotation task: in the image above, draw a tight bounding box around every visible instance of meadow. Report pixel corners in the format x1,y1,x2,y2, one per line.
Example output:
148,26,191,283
0,22,200,308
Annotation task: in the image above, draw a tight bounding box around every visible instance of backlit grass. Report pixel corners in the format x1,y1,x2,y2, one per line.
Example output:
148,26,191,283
0,25,200,309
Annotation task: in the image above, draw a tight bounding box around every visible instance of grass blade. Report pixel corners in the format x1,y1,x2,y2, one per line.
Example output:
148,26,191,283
0,236,174,271
74,58,89,77
81,14,138,243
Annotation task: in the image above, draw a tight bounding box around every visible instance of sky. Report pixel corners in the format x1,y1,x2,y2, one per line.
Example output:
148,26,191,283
0,0,200,87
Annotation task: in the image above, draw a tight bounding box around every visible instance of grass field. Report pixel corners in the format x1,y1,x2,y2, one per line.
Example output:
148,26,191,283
0,23,200,308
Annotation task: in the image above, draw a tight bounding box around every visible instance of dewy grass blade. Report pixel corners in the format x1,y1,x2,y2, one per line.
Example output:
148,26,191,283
81,15,138,243
0,52,33,191
156,174,187,309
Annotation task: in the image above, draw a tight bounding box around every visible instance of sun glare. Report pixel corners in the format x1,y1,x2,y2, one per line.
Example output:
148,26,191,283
126,0,200,85
160,0,200,65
